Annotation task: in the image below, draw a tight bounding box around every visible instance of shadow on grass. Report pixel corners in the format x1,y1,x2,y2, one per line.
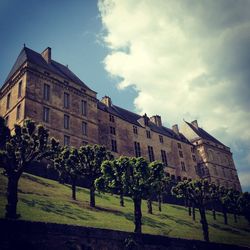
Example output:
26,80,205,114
210,223,244,235
169,204,187,211
20,198,94,221
18,189,49,197
22,175,55,188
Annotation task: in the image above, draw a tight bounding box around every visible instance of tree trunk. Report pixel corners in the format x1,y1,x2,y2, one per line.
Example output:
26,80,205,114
120,192,124,207
199,207,209,242
158,195,162,212
212,208,216,220
188,204,192,216
147,199,152,214
222,206,228,225
72,178,76,200
192,204,195,221
90,185,95,207
133,198,142,233
5,176,20,219
234,213,237,223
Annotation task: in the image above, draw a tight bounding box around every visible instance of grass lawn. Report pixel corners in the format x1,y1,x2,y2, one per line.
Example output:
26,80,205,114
0,172,250,247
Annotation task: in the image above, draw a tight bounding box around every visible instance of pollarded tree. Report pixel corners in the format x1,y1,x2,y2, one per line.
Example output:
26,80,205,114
96,156,129,207
209,183,220,220
78,144,113,207
0,118,59,219
172,179,211,242
238,192,250,225
218,186,231,225
53,146,81,200
146,161,170,214
123,157,151,233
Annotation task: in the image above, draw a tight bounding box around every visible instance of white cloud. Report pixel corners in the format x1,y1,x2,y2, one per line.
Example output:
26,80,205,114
98,0,250,190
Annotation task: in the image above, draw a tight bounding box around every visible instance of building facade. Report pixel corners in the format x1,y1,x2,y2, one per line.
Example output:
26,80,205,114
0,46,241,191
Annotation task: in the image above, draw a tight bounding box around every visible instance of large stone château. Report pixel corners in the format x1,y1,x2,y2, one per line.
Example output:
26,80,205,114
0,46,241,191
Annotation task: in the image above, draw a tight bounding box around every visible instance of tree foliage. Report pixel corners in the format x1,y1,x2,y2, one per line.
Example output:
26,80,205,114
0,118,59,218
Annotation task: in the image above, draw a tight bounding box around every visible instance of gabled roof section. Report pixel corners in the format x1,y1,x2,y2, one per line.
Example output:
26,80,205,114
3,46,94,92
185,121,225,146
98,101,191,144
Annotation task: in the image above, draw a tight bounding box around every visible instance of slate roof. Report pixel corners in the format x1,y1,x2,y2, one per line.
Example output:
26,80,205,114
185,121,225,146
98,101,191,144
3,46,93,92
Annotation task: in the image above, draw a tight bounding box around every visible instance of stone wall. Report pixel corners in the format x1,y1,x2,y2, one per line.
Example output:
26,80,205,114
0,219,248,250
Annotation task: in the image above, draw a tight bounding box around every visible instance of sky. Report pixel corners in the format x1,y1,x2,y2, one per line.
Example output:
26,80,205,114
0,0,249,191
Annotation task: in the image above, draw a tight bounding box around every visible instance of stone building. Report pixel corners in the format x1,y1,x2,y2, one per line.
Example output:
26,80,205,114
0,46,241,190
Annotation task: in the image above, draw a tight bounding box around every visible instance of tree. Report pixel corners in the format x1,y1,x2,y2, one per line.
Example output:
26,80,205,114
78,144,113,207
0,118,59,219
227,188,240,223
146,161,169,214
172,179,211,242
123,157,151,233
238,192,250,225
218,186,231,225
209,183,220,220
96,156,129,207
52,147,81,200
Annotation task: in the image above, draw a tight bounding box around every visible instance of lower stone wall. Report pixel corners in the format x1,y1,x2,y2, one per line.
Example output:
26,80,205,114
0,219,248,250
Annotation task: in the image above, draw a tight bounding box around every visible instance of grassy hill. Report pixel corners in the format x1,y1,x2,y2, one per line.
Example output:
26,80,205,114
0,172,250,247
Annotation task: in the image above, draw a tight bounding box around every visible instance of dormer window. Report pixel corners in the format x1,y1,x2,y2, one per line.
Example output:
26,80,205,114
146,130,151,139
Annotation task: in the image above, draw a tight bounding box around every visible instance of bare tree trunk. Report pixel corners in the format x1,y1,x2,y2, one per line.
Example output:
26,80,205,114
192,204,195,221
120,192,124,207
199,207,209,242
90,185,95,207
72,178,76,200
212,208,216,220
133,198,142,233
147,199,153,214
234,213,237,223
222,206,228,225
188,201,192,216
6,176,20,219
158,195,162,212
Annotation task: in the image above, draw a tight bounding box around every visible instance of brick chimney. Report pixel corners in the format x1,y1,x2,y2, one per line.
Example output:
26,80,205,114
41,47,51,64
172,124,179,135
150,115,162,127
191,120,199,129
101,96,112,107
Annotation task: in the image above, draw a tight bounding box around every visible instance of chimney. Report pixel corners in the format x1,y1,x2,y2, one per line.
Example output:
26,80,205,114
143,113,150,126
101,96,112,107
172,124,179,135
150,115,162,127
191,120,199,129
41,47,51,64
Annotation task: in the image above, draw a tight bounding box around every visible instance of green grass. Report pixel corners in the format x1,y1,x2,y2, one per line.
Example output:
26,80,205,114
0,172,250,247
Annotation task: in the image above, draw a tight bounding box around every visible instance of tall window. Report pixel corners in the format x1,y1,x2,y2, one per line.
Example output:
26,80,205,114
64,114,70,129
133,125,138,134
18,81,22,98
111,139,117,152
81,100,87,116
64,93,70,108
177,142,182,149
16,104,21,120
109,114,115,122
43,84,50,101
181,161,186,171
43,107,49,123
134,141,141,157
159,135,164,143
64,135,70,146
148,146,155,162
146,130,151,139
179,150,183,158
110,126,116,135
161,150,168,165
82,122,87,135
191,147,195,153
6,93,11,110
213,166,218,175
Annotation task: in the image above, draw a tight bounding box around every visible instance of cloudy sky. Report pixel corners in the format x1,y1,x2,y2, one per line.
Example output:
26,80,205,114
1,0,249,190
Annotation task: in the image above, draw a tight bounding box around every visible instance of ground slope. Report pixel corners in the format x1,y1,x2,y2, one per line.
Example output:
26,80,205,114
0,172,249,247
